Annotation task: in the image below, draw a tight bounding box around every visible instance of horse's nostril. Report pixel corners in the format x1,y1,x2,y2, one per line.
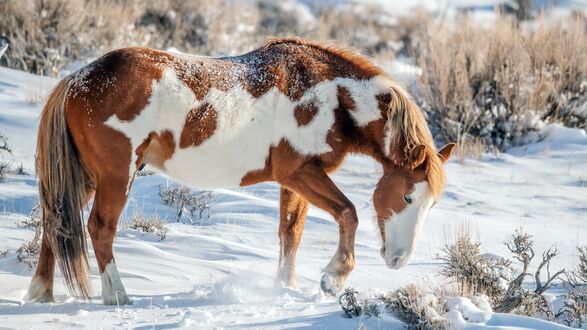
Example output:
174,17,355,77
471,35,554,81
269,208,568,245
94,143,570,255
380,246,386,258
384,250,408,269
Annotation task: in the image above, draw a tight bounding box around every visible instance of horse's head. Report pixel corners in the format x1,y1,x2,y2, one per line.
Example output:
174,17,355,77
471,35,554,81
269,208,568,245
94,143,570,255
373,143,455,269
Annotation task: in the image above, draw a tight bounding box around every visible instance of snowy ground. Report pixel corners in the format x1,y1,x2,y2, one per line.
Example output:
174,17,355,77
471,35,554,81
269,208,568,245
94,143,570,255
0,62,585,329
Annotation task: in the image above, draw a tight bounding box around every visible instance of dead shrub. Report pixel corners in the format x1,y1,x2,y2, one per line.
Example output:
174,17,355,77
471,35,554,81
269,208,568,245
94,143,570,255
495,230,565,317
566,246,587,287
557,287,586,328
0,133,12,179
16,204,42,270
557,246,587,327
126,213,168,241
439,227,565,319
159,184,213,223
339,286,446,329
438,227,513,305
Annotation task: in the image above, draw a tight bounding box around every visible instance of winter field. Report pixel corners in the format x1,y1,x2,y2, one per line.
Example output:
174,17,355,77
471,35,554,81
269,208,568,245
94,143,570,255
0,60,585,329
1,0,587,329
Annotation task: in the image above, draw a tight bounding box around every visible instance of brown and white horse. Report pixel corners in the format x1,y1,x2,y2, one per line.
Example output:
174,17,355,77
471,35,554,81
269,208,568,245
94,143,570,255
27,38,454,305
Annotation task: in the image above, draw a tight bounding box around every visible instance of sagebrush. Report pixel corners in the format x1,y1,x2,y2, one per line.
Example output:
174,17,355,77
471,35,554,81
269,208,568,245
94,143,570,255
415,14,587,152
159,184,213,223
342,229,586,328
125,213,168,241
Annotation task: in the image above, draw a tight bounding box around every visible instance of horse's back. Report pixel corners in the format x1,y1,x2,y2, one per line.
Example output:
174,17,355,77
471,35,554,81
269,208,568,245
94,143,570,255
62,44,385,188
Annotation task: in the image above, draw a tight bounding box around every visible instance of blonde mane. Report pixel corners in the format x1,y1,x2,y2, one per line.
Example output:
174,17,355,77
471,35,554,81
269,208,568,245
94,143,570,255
384,80,446,198
265,37,446,197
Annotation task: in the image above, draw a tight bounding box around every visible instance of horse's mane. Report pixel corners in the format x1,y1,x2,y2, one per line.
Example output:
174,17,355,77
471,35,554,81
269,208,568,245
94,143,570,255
265,37,446,197
384,79,446,198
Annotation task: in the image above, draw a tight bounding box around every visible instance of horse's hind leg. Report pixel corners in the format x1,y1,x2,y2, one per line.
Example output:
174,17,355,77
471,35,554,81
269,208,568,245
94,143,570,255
277,186,309,288
26,186,95,303
87,175,132,305
26,234,56,302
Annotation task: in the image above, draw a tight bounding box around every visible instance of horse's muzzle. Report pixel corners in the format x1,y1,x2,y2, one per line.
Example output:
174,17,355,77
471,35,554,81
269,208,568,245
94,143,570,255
383,249,408,269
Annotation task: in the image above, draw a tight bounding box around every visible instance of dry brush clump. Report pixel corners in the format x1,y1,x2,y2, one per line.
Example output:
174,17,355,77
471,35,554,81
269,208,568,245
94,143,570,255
439,228,565,317
159,184,213,224
339,286,446,329
557,246,587,328
415,14,587,153
0,133,12,178
341,229,585,328
16,204,42,270
125,213,168,241
495,230,565,317
438,228,514,305
0,0,139,75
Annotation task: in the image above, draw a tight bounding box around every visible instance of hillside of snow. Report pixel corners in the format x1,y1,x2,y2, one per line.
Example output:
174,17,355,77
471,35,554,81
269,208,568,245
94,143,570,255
0,62,585,328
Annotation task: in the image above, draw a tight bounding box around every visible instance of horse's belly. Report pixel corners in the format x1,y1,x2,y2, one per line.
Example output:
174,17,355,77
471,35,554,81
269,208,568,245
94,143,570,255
161,148,259,188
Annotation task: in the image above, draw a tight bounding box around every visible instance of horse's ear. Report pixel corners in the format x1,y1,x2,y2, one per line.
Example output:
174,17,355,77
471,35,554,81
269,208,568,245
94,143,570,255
409,145,427,169
438,143,456,163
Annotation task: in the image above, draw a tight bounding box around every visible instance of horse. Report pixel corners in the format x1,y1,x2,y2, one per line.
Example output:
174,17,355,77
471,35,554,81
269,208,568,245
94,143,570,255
26,38,455,305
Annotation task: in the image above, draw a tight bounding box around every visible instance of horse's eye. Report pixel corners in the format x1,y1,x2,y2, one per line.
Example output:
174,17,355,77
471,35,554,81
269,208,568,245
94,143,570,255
404,195,413,204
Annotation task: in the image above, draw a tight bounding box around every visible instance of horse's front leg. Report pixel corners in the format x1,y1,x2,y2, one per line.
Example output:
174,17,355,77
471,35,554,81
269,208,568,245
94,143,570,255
278,162,358,295
277,186,309,288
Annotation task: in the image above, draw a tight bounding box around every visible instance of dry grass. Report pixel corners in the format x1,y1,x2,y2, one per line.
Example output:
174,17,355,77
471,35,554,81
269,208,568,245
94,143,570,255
415,13,587,150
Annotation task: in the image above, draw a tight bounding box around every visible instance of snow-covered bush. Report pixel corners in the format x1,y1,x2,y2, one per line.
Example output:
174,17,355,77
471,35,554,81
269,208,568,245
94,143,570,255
557,287,587,328
557,246,587,327
342,229,574,328
159,185,213,224
438,229,513,304
339,286,446,329
126,213,168,241
439,227,566,319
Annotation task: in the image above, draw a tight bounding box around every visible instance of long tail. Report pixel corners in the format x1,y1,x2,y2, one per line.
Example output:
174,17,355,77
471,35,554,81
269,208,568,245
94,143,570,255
36,78,92,300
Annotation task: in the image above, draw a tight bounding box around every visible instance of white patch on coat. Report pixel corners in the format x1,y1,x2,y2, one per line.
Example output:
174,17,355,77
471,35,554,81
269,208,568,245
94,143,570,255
105,67,390,188
383,181,434,269
100,260,131,305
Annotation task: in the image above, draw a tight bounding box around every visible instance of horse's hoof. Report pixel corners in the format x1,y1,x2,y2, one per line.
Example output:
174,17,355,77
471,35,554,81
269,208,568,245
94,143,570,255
25,293,54,303
103,292,133,306
320,273,343,296
25,277,54,303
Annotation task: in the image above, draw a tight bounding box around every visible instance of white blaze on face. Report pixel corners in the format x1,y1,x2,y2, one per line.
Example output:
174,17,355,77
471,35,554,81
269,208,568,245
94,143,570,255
383,181,434,269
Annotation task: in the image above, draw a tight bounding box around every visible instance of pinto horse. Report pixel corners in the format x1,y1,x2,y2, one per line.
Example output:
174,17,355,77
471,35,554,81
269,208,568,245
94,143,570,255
27,38,455,305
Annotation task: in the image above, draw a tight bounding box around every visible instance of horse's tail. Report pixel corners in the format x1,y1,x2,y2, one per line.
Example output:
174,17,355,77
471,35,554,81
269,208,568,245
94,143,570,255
36,78,92,300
